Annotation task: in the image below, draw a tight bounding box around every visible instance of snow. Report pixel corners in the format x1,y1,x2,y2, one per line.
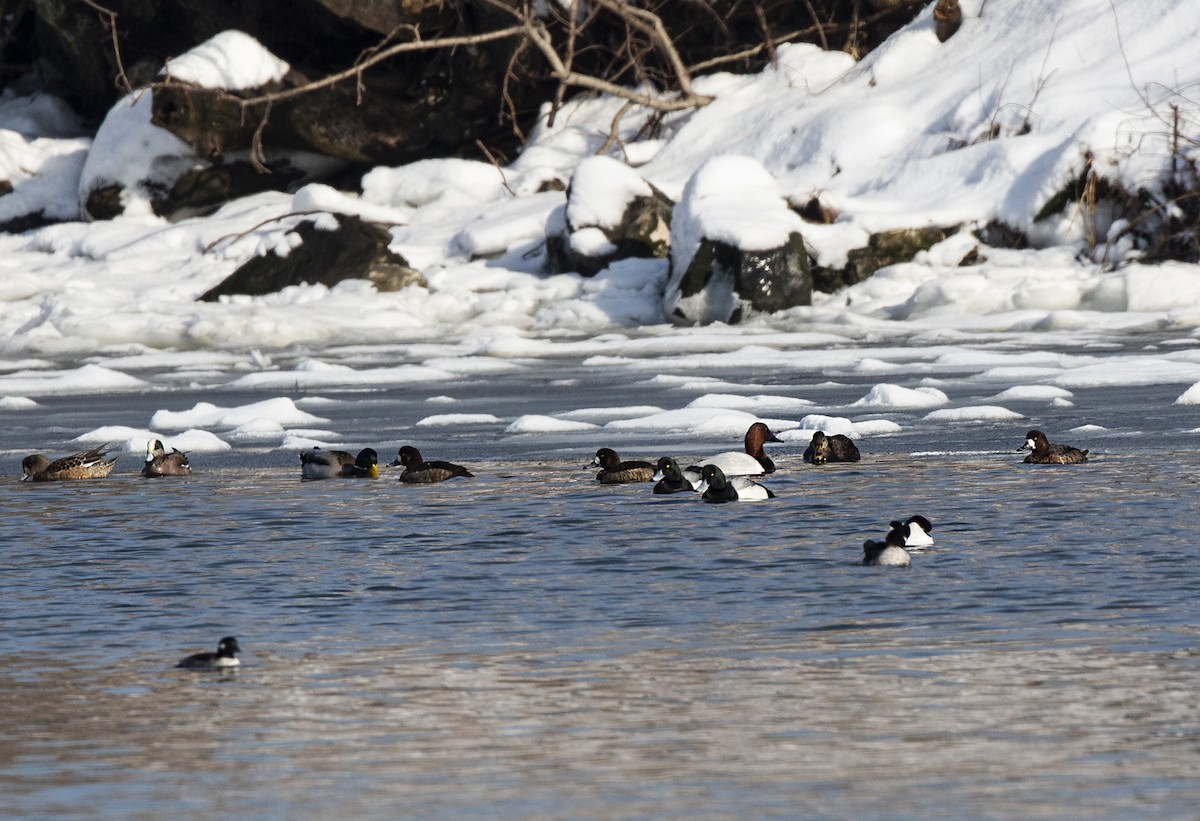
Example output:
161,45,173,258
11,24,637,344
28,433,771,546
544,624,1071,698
0,6,1199,456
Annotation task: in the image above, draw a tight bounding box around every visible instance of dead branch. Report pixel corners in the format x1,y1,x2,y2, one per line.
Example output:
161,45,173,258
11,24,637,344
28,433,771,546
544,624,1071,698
80,0,133,94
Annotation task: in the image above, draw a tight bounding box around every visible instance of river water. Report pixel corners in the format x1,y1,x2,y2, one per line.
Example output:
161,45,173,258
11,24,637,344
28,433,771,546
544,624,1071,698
2,342,1199,819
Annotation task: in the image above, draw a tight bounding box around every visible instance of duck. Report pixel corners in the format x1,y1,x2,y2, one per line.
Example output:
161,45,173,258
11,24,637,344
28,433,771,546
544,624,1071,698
890,514,933,548
21,444,118,482
862,528,912,567
652,456,694,494
177,636,241,670
141,439,191,477
299,447,379,479
685,421,783,479
1019,429,1088,464
802,431,861,464
392,445,474,483
591,448,654,484
695,464,775,503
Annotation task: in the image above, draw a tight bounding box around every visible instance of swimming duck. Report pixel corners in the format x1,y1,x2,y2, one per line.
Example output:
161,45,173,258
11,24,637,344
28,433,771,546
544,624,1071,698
300,447,379,479
177,636,241,670
392,445,474,483
21,444,118,481
592,448,654,484
652,456,694,494
142,439,192,477
802,431,861,464
695,464,775,503
862,528,912,567
890,514,933,548
686,421,783,479
1019,429,1088,464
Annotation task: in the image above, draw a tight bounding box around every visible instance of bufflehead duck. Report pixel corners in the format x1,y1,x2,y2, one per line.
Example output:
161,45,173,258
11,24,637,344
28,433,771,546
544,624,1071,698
695,464,776,503
652,456,694,494
177,636,241,669
22,444,118,481
862,528,912,567
592,448,655,484
686,422,783,479
1019,429,1088,464
890,514,933,548
392,445,474,483
802,431,861,465
300,447,379,479
142,439,192,477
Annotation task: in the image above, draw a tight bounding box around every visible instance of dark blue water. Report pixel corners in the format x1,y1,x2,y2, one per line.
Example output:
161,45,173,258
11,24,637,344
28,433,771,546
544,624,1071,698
2,367,1199,819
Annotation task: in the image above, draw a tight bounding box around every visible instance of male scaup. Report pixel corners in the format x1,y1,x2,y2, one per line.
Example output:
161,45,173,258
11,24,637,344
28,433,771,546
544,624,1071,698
300,447,379,479
890,514,933,548
22,444,117,481
142,439,192,477
802,431,861,465
177,636,241,670
862,528,912,567
695,464,775,503
1019,429,1088,464
686,422,783,479
392,445,474,483
592,448,654,484
652,456,694,494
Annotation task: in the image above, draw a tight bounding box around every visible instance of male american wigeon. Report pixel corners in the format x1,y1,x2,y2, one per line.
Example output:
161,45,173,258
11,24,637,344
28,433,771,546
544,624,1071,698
142,439,192,477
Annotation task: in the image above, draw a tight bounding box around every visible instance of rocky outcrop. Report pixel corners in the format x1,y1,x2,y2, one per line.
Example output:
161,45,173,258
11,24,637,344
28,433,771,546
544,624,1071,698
546,156,672,277
198,213,426,301
812,227,952,293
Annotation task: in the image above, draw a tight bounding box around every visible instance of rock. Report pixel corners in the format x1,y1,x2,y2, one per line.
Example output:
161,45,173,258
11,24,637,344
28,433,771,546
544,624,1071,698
933,0,962,42
546,156,672,277
663,156,812,325
198,213,426,301
812,226,950,293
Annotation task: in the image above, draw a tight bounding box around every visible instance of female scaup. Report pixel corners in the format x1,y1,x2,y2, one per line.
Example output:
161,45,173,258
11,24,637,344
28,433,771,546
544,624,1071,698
695,464,775,503
142,439,192,477
890,514,933,548
686,422,783,479
300,447,379,479
22,444,117,481
802,431,861,465
177,636,241,669
1019,429,1088,464
862,528,912,567
592,448,654,484
652,456,694,494
392,445,474,483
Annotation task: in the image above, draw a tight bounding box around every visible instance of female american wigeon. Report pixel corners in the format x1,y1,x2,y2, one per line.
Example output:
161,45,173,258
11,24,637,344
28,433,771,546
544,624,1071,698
802,431,861,464
21,444,117,481
142,439,192,477
695,464,775,503
1019,429,1088,464
686,421,783,479
890,514,934,548
592,448,654,484
392,445,473,483
652,456,694,494
862,528,912,567
300,447,379,479
177,636,241,670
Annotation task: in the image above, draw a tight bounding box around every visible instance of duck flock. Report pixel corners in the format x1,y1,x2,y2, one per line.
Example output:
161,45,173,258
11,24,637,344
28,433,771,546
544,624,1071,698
18,422,1090,669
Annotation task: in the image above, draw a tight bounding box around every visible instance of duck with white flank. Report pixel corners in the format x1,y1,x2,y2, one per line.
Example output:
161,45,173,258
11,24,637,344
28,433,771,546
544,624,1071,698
652,456,694,494
1019,430,1089,464
862,528,912,567
685,422,783,481
890,514,933,548
177,636,241,670
695,464,775,503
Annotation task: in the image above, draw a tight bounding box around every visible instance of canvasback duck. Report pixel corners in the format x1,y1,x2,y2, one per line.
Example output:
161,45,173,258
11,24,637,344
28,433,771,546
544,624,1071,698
802,431,861,465
300,447,379,479
1019,429,1088,464
652,456,694,494
22,444,117,481
177,636,241,670
142,439,191,477
392,445,474,483
862,528,912,567
592,448,654,484
890,515,933,548
695,464,775,503
686,422,782,479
